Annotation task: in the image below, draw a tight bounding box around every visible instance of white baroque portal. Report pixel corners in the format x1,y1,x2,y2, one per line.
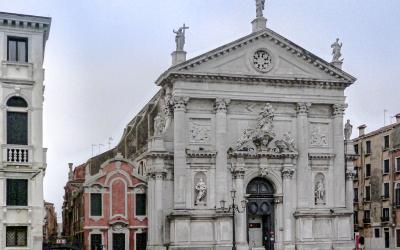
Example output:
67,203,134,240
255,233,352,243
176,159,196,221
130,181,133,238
143,5,356,250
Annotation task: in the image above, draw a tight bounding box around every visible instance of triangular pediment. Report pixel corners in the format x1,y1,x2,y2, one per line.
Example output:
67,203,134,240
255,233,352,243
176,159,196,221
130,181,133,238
156,29,356,85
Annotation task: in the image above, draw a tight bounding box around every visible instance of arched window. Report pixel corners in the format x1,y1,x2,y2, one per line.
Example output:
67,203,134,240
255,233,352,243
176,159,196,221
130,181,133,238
6,96,28,145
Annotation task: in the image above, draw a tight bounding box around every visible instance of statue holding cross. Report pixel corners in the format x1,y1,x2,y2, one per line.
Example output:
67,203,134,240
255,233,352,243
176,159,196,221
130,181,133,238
173,24,189,51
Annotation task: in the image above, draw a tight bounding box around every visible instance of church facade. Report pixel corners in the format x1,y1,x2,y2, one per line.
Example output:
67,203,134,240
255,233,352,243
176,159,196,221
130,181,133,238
78,3,358,250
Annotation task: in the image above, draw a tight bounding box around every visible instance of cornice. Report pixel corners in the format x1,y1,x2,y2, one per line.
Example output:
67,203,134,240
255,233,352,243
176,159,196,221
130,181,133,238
186,150,217,158
159,72,350,90
308,153,335,160
228,150,298,159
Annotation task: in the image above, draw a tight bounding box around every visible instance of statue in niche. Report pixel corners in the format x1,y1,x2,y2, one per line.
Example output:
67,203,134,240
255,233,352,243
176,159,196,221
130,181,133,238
314,175,326,205
173,24,189,51
344,119,353,140
153,114,166,137
195,178,207,205
331,38,343,62
255,0,266,18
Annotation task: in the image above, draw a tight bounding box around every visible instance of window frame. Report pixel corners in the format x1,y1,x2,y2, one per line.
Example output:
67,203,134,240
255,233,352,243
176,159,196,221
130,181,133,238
365,164,371,178
354,187,359,202
382,207,390,221
396,228,400,247
6,226,28,247
5,96,30,146
90,193,103,217
383,159,390,174
135,193,147,217
365,186,371,202
366,140,371,154
383,182,390,199
90,233,102,250
6,179,28,206
384,135,390,149
396,157,400,173
7,36,28,63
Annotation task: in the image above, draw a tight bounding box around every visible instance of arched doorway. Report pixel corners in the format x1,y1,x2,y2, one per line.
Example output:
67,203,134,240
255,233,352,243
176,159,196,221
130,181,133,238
246,178,275,250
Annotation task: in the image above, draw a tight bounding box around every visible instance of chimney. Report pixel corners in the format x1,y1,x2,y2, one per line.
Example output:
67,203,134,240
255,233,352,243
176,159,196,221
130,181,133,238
358,124,367,137
395,113,400,124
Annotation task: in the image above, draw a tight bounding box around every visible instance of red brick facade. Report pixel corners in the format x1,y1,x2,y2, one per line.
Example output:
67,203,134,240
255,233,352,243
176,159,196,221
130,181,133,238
63,155,147,250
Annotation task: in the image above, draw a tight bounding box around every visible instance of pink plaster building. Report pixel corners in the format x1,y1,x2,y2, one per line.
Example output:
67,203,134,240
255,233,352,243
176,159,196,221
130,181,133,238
63,153,147,250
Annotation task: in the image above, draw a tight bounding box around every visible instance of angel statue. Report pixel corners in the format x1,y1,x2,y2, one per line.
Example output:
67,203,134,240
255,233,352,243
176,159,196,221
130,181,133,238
195,178,207,205
173,24,189,51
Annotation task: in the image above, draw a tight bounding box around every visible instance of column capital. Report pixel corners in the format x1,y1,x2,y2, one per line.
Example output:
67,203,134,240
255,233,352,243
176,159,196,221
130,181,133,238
173,96,190,112
232,167,246,179
282,167,295,179
332,103,348,117
214,98,231,113
296,102,311,115
346,169,356,180
148,168,167,180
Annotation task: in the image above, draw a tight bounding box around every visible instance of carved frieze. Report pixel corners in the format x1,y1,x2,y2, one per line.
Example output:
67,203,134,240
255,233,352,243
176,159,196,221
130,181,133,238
310,125,328,147
189,118,211,144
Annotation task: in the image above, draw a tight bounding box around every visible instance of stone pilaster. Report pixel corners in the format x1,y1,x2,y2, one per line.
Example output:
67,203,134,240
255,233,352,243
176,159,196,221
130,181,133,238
332,103,347,207
282,166,295,245
173,96,189,208
215,98,230,204
296,102,311,208
232,164,247,249
147,164,167,250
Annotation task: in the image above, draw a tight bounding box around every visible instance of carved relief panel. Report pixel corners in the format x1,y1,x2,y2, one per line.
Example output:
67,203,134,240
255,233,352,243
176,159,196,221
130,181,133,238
188,118,212,145
309,122,330,149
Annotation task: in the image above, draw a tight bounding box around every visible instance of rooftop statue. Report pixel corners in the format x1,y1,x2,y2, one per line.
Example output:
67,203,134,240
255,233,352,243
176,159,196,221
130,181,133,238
344,119,353,140
331,38,343,62
256,0,266,18
173,24,189,51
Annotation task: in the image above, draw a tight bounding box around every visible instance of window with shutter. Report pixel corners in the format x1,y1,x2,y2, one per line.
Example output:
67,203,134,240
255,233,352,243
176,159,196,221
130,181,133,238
7,112,28,145
135,193,146,216
7,37,28,63
90,193,102,216
7,179,27,206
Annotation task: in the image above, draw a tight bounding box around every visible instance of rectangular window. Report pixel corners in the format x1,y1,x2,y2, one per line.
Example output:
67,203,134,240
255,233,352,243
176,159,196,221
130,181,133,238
90,193,102,216
365,186,371,201
366,141,371,154
384,135,390,149
135,193,146,216
6,226,27,247
396,157,400,172
383,183,390,198
90,234,102,250
354,144,359,154
382,208,390,221
354,211,358,225
364,210,371,223
7,37,28,62
6,179,28,206
366,164,371,177
383,159,390,174
375,228,380,238
354,188,359,202
7,112,28,145
385,228,390,248
396,229,400,247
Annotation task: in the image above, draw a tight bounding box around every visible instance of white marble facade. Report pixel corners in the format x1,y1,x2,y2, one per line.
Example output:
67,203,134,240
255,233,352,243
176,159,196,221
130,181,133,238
142,8,357,250
0,13,51,250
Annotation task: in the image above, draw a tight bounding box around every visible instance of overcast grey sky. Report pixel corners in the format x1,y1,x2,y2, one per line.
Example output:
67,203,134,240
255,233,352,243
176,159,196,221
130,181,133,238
1,0,399,218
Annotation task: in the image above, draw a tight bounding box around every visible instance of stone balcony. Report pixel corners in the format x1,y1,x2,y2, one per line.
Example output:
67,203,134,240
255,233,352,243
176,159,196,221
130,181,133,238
2,144,33,165
1,60,35,83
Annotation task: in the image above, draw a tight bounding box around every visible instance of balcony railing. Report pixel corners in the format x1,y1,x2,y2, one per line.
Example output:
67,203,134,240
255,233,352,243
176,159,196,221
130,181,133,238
3,145,32,164
363,218,371,224
381,216,390,222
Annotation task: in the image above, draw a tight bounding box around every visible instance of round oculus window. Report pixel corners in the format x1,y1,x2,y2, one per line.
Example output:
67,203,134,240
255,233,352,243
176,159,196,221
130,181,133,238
253,50,273,73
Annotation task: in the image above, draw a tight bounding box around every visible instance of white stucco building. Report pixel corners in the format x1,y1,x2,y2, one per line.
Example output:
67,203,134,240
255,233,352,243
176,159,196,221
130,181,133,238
0,12,51,250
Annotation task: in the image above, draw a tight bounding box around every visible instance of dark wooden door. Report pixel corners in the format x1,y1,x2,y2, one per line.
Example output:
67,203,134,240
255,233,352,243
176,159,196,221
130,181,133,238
262,215,274,250
136,233,147,250
113,233,125,250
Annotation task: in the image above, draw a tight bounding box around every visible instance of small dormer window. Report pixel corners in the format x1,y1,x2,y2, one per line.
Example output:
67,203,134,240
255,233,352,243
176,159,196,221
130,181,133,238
7,36,28,63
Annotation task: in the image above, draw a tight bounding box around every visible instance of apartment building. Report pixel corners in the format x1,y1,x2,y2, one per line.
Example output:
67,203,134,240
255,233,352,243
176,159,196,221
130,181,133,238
353,114,400,249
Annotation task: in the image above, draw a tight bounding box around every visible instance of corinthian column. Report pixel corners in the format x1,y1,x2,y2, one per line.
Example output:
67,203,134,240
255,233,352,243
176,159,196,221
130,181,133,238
332,104,347,207
173,96,189,208
296,103,311,208
282,166,295,244
215,98,230,203
232,164,247,249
